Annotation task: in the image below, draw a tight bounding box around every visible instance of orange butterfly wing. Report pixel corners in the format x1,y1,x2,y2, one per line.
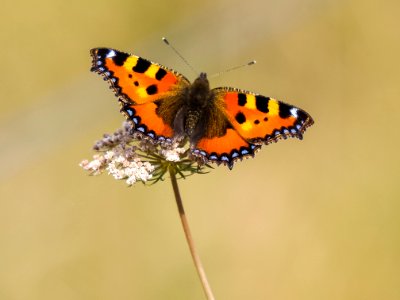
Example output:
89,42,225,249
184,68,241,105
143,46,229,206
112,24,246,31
90,48,190,141
192,127,261,169
191,87,313,169
215,88,314,144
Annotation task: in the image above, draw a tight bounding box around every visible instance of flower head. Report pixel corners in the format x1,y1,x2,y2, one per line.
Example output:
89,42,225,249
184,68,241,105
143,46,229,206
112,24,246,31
80,122,211,185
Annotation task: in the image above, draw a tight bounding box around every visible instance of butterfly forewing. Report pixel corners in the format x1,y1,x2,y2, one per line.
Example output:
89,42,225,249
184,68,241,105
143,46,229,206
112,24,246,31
214,88,314,144
90,48,190,105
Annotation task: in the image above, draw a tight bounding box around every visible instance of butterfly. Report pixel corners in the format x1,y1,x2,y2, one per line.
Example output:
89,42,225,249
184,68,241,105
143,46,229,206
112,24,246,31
90,48,314,169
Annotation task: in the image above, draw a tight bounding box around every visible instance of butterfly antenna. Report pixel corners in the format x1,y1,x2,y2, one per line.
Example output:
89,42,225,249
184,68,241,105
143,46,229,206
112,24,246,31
208,60,256,79
162,37,198,76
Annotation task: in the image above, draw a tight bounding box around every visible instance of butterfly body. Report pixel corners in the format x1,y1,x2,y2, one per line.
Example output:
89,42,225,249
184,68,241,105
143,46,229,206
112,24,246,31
171,72,228,144
90,48,314,169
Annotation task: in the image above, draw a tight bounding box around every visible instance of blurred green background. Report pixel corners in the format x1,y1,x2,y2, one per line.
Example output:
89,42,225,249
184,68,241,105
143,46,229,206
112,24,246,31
1,0,399,299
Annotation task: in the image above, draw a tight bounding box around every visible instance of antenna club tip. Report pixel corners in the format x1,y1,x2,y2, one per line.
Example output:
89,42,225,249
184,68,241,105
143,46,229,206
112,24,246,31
162,37,169,44
249,60,256,65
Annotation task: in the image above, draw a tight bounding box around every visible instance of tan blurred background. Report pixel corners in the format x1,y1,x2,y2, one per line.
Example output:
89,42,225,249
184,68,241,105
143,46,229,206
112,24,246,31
1,0,399,299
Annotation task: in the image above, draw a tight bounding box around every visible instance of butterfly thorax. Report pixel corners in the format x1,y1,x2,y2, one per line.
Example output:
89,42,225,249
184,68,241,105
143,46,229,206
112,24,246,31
185,72,211,133
172,72,216,141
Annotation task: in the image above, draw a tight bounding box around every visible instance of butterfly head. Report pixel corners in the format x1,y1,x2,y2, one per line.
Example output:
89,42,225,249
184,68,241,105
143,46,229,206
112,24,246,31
189,72,211,107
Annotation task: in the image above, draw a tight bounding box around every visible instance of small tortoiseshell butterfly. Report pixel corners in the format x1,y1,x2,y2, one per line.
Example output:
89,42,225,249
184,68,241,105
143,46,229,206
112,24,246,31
90,48,314,169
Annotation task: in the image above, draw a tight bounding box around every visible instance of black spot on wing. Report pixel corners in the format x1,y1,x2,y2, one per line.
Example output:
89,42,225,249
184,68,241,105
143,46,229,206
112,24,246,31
112,52,129,66
255,95,270,113
146,84,158,95
134,81,139,86
155,68,167,80
235,112,246,124
238,93,247,106
279,102,292,118
133,58,151,73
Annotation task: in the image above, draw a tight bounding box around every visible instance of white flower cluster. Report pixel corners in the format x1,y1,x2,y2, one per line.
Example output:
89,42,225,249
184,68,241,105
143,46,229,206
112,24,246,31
80,122,208,185
79,154,105,175
160,143,186,162
80,150,154,186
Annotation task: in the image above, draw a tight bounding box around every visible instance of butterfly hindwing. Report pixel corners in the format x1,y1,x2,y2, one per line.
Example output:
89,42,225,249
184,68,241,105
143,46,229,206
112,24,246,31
120,101,175,142
192,126,261,169
214,88,314,144
91,48,190,141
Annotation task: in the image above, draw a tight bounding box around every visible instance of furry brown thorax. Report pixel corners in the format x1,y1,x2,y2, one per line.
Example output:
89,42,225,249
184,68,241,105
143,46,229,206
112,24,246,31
172,72,226,143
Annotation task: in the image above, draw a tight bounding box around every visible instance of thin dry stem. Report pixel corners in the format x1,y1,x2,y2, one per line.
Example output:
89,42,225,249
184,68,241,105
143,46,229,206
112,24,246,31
169,166,216,300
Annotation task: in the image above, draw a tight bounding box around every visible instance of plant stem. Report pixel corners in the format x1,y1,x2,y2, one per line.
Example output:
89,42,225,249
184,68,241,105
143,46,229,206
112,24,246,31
169,166,216,300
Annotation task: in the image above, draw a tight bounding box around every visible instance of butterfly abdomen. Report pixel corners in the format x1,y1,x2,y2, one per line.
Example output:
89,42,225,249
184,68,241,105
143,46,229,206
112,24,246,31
185,110,202,136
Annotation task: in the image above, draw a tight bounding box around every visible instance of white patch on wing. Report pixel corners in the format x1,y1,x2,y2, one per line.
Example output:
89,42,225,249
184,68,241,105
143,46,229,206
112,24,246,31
106,49,116,58
290,107,298,118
